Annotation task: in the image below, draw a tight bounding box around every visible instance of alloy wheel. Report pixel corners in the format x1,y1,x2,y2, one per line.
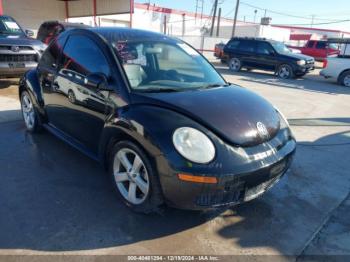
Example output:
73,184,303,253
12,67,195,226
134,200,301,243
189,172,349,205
113,148,150,205
229,58,241,71
343,75,350,87
21,93,35,130
278,65,291,79
68,90,76,104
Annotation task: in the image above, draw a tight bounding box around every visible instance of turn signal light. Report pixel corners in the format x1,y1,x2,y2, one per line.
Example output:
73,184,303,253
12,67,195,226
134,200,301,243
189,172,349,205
177,174,218,184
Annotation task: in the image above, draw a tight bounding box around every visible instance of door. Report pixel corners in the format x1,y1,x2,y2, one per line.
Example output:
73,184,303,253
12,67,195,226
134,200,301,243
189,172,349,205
50,34,112,153
236,40,257,68
254,42,277,70
303,40,315,57
315,41,327,59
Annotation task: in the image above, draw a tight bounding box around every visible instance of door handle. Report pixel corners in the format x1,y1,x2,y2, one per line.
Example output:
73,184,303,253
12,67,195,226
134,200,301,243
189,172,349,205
51,63,57,69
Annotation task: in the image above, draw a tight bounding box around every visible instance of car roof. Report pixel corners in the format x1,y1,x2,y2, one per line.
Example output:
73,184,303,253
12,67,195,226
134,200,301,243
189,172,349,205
88,27,176,43
40,21,90,29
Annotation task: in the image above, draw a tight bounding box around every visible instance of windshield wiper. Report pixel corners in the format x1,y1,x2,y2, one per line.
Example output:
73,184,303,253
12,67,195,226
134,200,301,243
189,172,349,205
199,83,230,89
135,87,181,93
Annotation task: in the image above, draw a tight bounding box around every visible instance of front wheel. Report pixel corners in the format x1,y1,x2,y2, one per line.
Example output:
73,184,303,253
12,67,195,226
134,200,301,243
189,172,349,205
229,57,242,72
20,91,42,133
277,64,294,79
109,140,164,213
338,70,350,87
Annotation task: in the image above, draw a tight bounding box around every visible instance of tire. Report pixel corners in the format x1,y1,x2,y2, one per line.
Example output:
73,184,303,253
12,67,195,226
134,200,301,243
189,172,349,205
108,140,164,213
295,72,306,78
229,57,242,72
20,90,42,133
338,70,350,87
68,90,76,104
277,64,295,79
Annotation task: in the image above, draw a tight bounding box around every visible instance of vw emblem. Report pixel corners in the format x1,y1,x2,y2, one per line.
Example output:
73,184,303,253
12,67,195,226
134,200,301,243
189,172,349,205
11,46,20,52
257,122,269,138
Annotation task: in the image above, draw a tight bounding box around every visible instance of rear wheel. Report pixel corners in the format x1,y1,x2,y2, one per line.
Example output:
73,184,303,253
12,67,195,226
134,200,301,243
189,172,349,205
229,57,242,72
68,90,76,104
338,70,350,87
109,140,163,213
20,91,42,133
277,64,294,79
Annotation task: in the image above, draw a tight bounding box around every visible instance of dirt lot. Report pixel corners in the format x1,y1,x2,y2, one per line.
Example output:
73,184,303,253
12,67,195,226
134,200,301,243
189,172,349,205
0,63,349,260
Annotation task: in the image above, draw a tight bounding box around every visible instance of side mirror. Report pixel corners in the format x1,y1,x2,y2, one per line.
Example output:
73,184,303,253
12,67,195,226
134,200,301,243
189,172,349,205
84,73,109,90
25,29,34,38
269,50,275,56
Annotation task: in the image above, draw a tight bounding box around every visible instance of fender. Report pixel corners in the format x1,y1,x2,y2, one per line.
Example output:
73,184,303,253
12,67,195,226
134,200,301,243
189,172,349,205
19,69,47,121
98,104,204,170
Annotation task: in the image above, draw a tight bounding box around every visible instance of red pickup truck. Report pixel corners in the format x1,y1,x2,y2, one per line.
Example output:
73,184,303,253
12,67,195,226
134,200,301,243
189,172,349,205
288,40,339,61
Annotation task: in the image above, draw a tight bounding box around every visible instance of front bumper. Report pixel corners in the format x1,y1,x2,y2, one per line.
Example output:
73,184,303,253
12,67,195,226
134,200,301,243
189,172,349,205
0,61,37,77
156,130,296,210
295,63,315,74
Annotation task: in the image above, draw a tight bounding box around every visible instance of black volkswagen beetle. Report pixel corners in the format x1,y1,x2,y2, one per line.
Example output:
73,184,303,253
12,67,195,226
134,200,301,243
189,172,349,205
19,27,296,213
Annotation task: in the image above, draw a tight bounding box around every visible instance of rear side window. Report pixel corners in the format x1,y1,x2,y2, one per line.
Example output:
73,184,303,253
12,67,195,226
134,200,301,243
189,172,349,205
238,40,255,52
61,34,110,77
226,40,240,50
307,41,315,48
316,42,326,49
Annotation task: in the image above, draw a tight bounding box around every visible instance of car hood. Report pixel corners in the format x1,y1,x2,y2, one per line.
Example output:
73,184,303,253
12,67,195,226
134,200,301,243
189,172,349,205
280,52,314,61
131,85,280,147
0,34,42,46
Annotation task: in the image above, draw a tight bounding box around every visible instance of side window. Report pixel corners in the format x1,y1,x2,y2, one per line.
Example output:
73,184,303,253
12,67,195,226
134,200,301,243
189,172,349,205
62,35,110,78
238,41,255,52
316,42,326,49
39,36,65,69
307,41,315,48
226,40,240,50
256,42,274,55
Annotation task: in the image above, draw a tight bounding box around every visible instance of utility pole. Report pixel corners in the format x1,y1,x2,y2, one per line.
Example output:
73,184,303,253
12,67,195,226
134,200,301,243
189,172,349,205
311,15,315,28
231,0,240,37
216,7,221,37
210,0,218,36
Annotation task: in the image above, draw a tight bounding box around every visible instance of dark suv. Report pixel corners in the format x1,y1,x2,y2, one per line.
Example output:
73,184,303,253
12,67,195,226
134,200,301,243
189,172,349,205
0,15,46,78
223,37,315,79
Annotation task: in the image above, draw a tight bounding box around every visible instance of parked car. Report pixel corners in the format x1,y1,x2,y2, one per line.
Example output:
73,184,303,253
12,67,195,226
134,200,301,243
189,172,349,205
0,15,46,78
214,42,225,59
19,28,296,213
37,21,90,45
288,40,339,61
320,38,350,87
222,37,315,79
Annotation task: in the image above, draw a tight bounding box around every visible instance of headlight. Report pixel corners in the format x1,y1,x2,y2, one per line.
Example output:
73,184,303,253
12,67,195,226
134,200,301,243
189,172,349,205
297,60,306,66
33,43,47,53
274,107,289,129
172,127,215,164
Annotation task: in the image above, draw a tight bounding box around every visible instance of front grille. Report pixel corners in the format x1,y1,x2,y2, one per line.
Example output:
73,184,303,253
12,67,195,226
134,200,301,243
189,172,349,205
0,45,34,51
0,54,37,62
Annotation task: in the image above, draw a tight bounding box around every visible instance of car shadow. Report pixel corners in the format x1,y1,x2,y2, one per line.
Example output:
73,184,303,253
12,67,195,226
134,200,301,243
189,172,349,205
215,64,350,96
1,111,349,255
0,78,18,89
215,128,350,256
0,116,212,252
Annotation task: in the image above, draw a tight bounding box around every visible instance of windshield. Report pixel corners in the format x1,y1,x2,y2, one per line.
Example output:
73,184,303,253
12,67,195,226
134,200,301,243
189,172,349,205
0,16,24,36
271,42,291,54
113,40,226,92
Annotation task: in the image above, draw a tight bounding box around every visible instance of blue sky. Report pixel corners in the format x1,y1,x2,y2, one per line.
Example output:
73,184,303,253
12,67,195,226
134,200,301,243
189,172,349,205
136,0,350,31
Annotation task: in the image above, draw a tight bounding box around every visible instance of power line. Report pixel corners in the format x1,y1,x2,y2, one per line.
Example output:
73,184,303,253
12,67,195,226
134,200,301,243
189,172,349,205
273,19,350,26
240,1,343,22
